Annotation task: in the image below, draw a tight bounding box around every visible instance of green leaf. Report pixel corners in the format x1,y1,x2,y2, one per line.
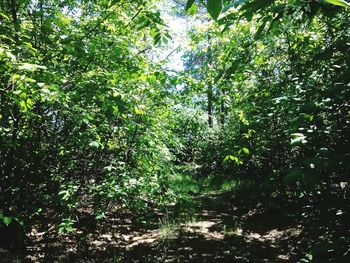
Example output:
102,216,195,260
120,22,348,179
324,0,350,7
95,212,106,220
153,33,161,45
186,0,196,10
6,51,16,61
135,106,145,115
89,141,100,149
224,155,243,165
238,147,249,155
18,63,47,71
19,100,27,111
291,133,307,145
230,155,238,162
207,0,222,20
3,216,12,226
188,2,199,15
254,18,268,40
0,12,10,21
58,218,75,233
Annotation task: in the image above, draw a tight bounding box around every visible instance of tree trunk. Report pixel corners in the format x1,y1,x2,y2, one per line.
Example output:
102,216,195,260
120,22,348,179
207,35,213,128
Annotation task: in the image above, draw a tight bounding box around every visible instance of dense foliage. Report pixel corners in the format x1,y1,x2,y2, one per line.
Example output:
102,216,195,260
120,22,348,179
181,0,350,260
1,0,349,262
0,0,177,231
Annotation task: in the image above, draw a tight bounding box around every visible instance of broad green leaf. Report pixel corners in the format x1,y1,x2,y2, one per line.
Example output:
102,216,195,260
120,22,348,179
291,133,307,145
230,155,238,162
89,141,100,149
224,155,243,164
207,0,222,20
238,147,249,155
214,70,224,83
6,51,16,60
58,218,75,233
188,2,199,15
324,0,350,7
18,63,47,71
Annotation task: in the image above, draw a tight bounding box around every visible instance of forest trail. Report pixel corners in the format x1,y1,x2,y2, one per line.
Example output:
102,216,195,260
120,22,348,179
120,192,305,263
9,186,332,263
21,188,308,262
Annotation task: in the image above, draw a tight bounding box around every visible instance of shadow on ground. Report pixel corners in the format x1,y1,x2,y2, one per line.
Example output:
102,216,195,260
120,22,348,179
3,190,349,262
117,192,307,263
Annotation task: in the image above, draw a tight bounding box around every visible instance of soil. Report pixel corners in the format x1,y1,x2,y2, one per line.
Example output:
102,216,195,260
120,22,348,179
1,191,313,263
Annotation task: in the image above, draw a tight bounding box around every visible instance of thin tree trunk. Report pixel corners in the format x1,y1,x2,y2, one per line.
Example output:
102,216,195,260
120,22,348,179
220,87,226,126
207,35,213,128
207,82,213,128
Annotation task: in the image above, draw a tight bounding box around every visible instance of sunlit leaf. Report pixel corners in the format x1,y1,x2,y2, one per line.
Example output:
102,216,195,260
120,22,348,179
291,133,307,145
135,106,145,115
324,0,350,7
3,216,12,226
224,155,243,165
0,12,10,20
238,147,249,155
89,141,100,149
6,51,16,60
18,63,47,71
188,2,199,15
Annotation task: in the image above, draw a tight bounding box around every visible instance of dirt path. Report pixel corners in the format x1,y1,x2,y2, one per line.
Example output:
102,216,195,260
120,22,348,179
121,192,305,263
19,191,308,262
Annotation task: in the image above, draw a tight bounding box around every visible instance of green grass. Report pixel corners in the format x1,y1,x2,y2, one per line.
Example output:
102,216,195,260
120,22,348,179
170,165,242,196
158,214,179,241
170,171,200,194
200,175,240,194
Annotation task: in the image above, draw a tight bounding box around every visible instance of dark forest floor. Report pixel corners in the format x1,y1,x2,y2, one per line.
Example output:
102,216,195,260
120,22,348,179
116,192,307,263
10,192,305,262
2,183,349,263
